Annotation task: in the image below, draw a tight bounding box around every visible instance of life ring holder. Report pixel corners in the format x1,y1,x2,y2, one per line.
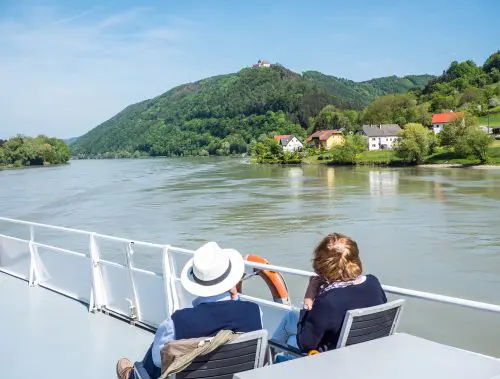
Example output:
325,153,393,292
239,254,291,306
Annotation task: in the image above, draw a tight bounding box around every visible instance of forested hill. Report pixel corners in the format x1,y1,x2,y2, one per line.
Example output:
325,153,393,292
303,71,434,109
71,64,432,157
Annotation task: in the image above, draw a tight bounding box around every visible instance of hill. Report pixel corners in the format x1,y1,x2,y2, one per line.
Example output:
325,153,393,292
303,71,434,109
71,64,432,157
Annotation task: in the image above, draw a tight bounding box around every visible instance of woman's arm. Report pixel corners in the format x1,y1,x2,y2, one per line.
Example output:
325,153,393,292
303,276,323,310
296,301,331,352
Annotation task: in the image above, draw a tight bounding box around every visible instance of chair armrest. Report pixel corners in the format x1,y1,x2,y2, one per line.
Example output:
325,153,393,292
133,361,151,379
268,339,305,357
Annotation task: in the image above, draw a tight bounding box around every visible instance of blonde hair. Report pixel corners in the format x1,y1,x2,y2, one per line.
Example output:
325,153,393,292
312,233,362,282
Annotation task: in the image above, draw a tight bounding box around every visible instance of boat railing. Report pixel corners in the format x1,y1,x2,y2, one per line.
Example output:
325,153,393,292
1,216,500,334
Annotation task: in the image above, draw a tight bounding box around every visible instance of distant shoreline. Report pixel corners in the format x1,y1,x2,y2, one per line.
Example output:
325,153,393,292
0,163,69,171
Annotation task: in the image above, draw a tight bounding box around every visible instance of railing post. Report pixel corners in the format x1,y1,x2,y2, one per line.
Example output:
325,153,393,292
125,242,141,322
89,233,107,312
28,225,40,287
162,245,179,316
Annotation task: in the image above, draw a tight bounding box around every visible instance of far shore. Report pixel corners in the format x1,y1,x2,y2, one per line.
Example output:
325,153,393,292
0,162,69,171
416,163,500,169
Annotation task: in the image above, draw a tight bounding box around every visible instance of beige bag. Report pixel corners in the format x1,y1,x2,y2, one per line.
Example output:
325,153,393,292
159,330,240,379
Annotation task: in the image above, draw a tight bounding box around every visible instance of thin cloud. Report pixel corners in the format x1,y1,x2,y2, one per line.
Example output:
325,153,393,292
0,6,198,139
52,6,102,25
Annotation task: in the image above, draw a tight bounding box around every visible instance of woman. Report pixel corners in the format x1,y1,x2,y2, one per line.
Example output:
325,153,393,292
272,233,387,355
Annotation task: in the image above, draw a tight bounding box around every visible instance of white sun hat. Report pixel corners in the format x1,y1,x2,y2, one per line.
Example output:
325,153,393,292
180,241,245,298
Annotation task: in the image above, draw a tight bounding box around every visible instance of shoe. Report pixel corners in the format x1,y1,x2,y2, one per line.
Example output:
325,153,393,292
116,358,134,379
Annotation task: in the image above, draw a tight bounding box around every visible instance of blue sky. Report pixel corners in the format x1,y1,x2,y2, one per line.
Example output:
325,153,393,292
0,0,498,138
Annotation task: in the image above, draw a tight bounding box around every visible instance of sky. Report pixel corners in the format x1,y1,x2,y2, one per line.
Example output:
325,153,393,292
0,0,498,139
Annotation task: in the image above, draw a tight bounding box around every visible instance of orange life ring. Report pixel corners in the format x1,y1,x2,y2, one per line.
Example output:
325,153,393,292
242,254,290,305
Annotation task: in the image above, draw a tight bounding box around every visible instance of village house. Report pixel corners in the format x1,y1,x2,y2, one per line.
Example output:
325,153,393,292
360,124,401,151
306,130,344,150
274,135,303,152
431,112,463,134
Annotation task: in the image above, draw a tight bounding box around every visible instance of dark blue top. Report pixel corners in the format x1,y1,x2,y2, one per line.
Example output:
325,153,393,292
172,300,262,340
297,274,387,352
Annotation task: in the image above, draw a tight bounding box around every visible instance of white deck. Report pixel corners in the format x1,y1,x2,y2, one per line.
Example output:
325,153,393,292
0,273,153,379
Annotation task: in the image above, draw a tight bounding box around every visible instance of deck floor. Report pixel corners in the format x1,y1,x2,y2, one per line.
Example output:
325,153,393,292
0,273,154,379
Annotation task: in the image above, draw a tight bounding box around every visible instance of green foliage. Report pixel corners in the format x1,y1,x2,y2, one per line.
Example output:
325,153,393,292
250,137,302,164
72,65,433,158
304,71,433,110
395,123,435,164
361,93,429,126
70,52,499,159
310,105,352,132
440,113,493,162
0,135,71,167
466,128,494,163
329,134,366,164
483,51,500,74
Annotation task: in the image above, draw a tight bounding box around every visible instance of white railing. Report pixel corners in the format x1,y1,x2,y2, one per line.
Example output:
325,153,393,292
1,216,500,333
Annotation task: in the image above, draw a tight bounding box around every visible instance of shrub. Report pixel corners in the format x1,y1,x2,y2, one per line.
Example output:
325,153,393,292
395,123,434,164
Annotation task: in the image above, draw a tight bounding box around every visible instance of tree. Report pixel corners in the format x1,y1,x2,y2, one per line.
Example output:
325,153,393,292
440,113,493,162
395,123,435,164
483,51,500,73
0,135,71,167
466,128,493,163
361,93,426,126
312,105,352,132
329,134,366,164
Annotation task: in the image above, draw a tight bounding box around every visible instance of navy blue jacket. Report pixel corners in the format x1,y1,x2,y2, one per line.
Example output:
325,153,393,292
297,274,387,352
172,300,262,340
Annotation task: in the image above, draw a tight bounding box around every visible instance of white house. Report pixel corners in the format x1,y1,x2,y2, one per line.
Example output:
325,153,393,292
431,112,463,133
274,135,303,152
360,124,401,151
252,59,271,68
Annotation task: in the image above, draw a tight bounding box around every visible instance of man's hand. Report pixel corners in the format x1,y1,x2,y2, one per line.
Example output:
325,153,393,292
229,286,239,300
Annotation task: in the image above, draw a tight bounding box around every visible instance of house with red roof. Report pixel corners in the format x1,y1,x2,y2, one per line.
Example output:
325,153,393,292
306,130,344,150
431,112,463,134
274,135,303,152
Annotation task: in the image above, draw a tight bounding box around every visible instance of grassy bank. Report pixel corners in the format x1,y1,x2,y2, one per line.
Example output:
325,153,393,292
478,112,500,128
304,140,500,166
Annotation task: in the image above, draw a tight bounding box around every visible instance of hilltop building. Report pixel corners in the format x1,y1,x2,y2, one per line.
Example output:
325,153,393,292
252,59,271,68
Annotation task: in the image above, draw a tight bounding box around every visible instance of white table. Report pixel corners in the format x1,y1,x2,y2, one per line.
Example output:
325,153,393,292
235,333,500,379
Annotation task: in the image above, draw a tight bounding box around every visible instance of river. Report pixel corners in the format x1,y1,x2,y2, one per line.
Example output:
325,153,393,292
1,158,499,356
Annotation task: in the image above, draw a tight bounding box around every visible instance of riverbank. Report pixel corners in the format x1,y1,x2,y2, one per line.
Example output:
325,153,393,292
303,140,500,168
0,162,69,171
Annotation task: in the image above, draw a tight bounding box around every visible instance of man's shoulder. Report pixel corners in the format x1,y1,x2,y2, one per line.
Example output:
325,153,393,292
173,299,260,314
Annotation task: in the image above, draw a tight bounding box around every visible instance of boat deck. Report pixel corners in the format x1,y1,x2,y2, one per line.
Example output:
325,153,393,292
0,273,154,379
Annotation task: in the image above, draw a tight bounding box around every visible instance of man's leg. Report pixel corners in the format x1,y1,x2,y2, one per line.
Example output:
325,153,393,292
271,310,299,344
140,344,162,379
116,344,161,379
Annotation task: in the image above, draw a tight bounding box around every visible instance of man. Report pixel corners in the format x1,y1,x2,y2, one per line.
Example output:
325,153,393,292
116,242,262,379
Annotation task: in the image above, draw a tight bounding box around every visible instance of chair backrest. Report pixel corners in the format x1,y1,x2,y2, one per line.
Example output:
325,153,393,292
336,299,405,349
175,329,268,379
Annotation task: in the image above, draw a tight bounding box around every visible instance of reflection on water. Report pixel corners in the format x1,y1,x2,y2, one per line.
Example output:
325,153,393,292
369,170,399,196
1,159,500,356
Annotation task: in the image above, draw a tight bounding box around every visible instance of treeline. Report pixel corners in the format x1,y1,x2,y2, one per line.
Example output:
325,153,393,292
0,135,71,168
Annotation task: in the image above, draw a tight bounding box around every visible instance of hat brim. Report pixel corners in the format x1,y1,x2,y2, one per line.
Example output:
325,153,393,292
180,248,245,298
